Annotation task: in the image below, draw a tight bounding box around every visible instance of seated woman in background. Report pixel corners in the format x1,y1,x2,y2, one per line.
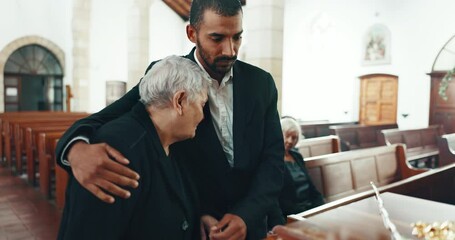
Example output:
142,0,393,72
268,117,325,229
58,55,209,240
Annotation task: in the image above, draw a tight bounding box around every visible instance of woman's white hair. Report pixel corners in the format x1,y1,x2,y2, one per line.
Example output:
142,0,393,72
139,55,210,108
280,117,302,142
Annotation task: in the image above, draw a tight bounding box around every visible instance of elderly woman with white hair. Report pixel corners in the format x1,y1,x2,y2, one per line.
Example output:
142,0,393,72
58,55,209,240
268,117,325,229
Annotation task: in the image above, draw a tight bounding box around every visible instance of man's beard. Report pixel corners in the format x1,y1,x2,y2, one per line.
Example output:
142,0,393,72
197,41,237,76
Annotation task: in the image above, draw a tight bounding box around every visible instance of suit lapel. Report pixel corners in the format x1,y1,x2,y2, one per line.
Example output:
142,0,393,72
134,103,192,217
156,153,192,217
194,104,231,171
232,63,252,169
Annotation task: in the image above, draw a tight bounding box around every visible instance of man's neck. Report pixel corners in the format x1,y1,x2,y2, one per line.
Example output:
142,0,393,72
194,51,224,83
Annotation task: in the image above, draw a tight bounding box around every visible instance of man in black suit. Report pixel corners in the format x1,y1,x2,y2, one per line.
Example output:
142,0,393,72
56,0,284,239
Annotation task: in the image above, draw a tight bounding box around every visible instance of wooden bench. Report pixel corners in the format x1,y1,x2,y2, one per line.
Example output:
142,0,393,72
437,133,455,167
300,121,358,139
2,113,87,169
304,144,426,203
379,125,444,168
53,138,68,210
289,162,455,220
25,126,70,185
0,111,87,165
329,124,398,151
296,135,341,158
15,123,72,175
38,131,64,198
0,111,51,161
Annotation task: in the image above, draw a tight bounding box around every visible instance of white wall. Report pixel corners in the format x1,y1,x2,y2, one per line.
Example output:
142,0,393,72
89,0,128,112
2,0,454,119
89,0,189,112
89,0,190,112
282,0,455,128
149,1,191,61
0,0,72,82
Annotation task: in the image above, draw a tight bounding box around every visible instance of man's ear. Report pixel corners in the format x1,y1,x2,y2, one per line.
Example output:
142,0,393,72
172,90,186,115
186,24,197,43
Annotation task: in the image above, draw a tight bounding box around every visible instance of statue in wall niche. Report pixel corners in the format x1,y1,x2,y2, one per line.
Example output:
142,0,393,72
365,34,385,61
362,23,391,65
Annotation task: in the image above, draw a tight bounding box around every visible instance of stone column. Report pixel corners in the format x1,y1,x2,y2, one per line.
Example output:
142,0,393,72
127,0,153,90
243,0,284,113
72,0,91,111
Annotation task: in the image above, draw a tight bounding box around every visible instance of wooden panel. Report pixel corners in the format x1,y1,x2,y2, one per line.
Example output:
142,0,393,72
359,74,398,125
403,131,422,149
351,157,377,190
322,162,353,198
429,72,455,134
375,151,400,184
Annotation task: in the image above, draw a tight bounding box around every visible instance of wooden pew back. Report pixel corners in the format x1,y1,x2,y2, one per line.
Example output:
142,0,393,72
3,114,87,167
15,122,72,174
437,133,455,167
379,125,443,149
38,131,64,198
53,138,68,210
304,144,426,202
0,111,87,162
289,163,455,220
329,124,398,151
26,126,70,185
379,125,444,166
300,121,358,139
296,135,341,158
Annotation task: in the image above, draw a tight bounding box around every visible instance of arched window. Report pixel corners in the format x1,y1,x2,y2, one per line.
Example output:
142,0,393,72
428,34,455,133
432,35,455,71
4,45,63,111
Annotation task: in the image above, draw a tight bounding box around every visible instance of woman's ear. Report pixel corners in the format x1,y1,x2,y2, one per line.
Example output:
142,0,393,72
172,90,186,115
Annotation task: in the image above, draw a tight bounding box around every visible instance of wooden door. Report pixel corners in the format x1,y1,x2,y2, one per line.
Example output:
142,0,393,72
359,74,398,125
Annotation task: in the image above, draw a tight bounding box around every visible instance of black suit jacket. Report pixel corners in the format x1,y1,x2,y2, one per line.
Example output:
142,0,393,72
56,48,284,239
58,103,199,240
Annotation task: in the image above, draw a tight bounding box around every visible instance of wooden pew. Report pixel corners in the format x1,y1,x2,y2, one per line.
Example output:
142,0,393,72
437,133,455,167
3,113,87,169
15,123,72,175
25,126,70,185
300,121,358,139
304,144,426,203
289,162,455,220
296,135,341,158
0,111,51,162
329,123,398,151
53,138,68,210
0,111,87,163
379,125,444,168
37,131,64,198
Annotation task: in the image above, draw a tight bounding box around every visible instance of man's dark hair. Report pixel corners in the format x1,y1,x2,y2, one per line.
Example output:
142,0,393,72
189,0,242,29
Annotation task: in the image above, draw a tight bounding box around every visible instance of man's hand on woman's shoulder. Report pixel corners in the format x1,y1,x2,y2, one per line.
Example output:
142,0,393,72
67,141,140,203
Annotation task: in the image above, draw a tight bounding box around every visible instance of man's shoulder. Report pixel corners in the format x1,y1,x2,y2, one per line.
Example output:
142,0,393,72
235,60,270,75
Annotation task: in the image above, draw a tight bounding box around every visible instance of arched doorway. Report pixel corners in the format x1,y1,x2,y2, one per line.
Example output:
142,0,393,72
3,44,63,111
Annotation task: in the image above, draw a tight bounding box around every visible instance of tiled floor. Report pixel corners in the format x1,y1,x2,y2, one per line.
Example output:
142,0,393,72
0,166,60,240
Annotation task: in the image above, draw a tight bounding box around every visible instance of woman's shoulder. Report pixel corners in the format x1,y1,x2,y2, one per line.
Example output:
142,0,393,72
289,148,304,160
